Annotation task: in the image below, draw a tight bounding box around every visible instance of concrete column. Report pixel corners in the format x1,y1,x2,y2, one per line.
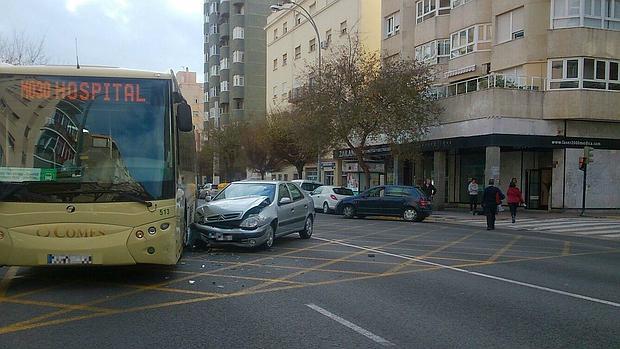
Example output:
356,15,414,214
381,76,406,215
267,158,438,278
434,151,447,209
484,146,501,186
393,155,400,185
413,157,424,186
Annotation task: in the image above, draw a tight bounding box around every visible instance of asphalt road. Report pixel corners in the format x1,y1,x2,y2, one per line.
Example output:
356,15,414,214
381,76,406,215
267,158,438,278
1,214,619,348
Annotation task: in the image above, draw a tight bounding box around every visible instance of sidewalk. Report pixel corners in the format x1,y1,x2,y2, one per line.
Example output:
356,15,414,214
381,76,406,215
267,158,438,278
435,207,620,220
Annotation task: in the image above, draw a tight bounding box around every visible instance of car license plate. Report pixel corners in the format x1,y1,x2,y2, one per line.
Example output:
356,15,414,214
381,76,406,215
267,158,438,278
47,254,93,265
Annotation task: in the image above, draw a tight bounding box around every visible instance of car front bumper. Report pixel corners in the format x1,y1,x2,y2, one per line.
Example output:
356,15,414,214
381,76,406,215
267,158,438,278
193,223,270,248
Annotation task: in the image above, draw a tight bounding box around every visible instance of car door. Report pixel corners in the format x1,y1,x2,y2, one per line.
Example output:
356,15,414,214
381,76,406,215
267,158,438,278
382,187,407,216
310,187,323,208
356,187,384,215
287,183,308,231
276,184,295,235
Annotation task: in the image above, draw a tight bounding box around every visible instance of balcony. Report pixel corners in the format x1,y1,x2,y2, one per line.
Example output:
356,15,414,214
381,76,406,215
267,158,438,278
431,73,546,99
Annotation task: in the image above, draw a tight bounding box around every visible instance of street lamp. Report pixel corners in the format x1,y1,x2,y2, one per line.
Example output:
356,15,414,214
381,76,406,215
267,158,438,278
270,1,324,183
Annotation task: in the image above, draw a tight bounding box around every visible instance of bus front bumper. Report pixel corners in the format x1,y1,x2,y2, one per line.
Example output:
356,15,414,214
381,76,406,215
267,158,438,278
0,222,179,266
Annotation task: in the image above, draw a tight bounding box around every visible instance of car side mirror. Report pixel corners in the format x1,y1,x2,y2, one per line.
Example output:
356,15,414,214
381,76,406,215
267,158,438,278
205,195,212,202
176,101,193,132
279,197,292,205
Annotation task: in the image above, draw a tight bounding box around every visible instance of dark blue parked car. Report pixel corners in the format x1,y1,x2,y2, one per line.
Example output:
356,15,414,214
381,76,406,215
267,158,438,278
335,185,432,222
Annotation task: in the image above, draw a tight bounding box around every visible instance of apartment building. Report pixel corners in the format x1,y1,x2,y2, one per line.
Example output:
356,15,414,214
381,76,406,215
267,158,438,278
203,0,276,129
176,69,205,152
265,0,381,184
378,0,620,209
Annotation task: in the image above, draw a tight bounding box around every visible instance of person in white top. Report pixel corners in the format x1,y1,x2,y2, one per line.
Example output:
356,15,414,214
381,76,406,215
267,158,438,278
468,178,479,214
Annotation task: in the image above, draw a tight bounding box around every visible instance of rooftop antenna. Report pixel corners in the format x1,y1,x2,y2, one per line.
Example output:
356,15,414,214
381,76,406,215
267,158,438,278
75,37,80,69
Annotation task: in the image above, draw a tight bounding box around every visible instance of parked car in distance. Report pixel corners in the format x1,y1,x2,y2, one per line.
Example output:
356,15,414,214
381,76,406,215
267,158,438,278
292,179,323,193
193,181,315,249
310,186,355,213
198,183,216,200
335,185,432,222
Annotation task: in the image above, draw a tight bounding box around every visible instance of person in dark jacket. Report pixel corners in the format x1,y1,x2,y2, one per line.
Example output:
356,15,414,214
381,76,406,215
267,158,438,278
422,178,437,200
482,179,505,230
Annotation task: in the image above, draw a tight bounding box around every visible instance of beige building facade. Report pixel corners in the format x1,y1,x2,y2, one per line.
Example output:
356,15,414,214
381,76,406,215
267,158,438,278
264,0,381,184
176,69,205,152
377,0,620,209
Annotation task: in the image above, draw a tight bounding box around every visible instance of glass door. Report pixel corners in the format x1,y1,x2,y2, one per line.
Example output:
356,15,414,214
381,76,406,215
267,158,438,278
526,169,541,209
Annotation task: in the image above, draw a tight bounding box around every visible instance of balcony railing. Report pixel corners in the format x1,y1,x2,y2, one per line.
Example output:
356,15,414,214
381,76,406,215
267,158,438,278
430,74,547,99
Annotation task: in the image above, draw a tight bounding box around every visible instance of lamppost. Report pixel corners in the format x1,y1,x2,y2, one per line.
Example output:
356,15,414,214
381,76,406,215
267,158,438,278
270,1,323,183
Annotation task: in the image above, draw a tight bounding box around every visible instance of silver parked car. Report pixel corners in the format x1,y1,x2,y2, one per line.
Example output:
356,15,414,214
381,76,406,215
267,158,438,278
193,181,315,249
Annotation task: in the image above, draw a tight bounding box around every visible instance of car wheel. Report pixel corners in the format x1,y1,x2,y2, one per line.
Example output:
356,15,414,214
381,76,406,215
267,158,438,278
262,225,275,249
299,216,313,239
403,207,418,222
343,205,355,219
323,202,330,214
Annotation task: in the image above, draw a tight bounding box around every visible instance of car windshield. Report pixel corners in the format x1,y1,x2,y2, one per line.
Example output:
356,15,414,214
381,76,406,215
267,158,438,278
333,187,354,195
0,74,173,203
213,183,276,203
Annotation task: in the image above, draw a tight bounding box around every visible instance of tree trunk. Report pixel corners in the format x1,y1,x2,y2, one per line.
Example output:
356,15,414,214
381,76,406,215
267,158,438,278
295,165,304,179
260,171,265,180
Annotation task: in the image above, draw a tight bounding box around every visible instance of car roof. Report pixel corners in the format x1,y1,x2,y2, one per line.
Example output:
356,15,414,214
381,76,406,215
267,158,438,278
0,64,172,79
231,180,296,185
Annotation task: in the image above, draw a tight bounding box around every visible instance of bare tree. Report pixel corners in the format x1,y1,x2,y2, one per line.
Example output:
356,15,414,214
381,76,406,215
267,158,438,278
0,31,48,65
293,38,440,189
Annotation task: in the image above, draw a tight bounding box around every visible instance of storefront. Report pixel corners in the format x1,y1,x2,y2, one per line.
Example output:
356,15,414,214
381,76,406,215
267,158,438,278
335,145,395,193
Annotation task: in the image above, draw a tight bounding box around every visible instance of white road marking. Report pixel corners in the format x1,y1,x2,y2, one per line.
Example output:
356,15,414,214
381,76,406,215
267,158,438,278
306,303,395,346
313,237,620,309
602,233,620,238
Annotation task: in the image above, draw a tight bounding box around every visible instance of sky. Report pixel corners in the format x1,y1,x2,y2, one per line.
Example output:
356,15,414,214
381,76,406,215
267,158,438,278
0,0,205,82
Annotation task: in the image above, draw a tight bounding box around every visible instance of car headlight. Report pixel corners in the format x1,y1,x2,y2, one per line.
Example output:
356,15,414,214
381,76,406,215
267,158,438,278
239,214,269,229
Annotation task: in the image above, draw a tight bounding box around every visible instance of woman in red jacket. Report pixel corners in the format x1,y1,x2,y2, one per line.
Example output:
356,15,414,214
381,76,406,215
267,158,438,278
507,182,525,223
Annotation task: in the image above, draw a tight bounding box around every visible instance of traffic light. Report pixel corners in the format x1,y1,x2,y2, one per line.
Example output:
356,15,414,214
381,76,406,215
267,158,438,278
583,146,594,163
579,157,586,171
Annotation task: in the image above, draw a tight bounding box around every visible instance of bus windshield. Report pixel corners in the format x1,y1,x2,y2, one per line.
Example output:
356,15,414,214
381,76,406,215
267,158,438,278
0,75,173,203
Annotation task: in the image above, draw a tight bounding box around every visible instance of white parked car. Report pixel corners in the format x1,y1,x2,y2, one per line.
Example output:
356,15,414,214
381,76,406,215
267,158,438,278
310,186,355,213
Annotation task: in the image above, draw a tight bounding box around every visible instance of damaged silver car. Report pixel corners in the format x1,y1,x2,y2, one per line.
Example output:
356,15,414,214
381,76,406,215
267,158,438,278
193,181,315,249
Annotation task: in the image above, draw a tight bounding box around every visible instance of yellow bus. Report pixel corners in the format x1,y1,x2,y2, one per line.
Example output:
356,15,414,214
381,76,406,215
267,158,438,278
0,65,197,266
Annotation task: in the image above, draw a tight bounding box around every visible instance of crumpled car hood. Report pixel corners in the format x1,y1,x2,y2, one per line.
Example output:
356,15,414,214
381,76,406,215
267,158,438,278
197,196,269,219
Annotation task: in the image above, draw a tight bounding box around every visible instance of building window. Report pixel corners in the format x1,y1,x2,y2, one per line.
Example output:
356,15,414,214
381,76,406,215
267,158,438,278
233,27,245,39
295,45,301,59
497,7,524,44
209,45,219,56
549,57,620,90
273,28,279,40
283,21,288,33
210,65,219,77
220,58,229,70
415,39,450,64
295,13,302,25
281,82,288,98
451,0,472,8
416,0,451,24
326,29,332,43
234,3,244,14
340,21,347,35
272,85,279,99
234,99,244,109
284,174,288,181
233,50,245,63
209,2,218,15
450,24,491,59
233,75,245,87
385,12,401,38
273,58,278,70
309,2,316,13
552,0,620,30
282,53,288,66
309,38,316,52
220,80,229,92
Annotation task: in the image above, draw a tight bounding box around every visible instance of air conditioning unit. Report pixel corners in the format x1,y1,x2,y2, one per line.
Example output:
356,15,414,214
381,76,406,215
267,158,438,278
320,41,329,50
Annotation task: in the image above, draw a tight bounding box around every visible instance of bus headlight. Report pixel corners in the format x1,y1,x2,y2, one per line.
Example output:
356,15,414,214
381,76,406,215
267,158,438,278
240,214,269,229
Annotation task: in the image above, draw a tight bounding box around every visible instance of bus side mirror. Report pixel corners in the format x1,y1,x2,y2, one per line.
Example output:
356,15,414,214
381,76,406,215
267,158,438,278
176,102,193,132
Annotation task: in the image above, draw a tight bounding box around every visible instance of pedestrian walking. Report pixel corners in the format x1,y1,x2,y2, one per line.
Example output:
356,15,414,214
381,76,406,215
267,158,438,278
482,179,505,230
507,182,525,223
422,178,437,201
467,178,479,214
